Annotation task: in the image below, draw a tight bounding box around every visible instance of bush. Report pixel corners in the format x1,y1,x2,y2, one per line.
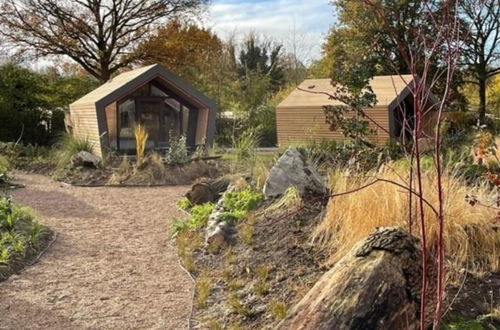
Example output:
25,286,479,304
166,134,189,165
178,197,193,211
171,203,216,237
0,156,10,187
298,139,390,172
219,189,263,222
0,197,49,280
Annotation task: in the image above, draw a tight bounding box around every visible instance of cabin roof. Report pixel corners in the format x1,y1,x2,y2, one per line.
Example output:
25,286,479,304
278,75,415,109
70,64,216,110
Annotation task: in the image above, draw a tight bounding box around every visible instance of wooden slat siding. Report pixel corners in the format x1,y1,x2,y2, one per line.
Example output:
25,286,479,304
277,106,391,147
196,108,209,145
423,111,438,138
69,103,102,157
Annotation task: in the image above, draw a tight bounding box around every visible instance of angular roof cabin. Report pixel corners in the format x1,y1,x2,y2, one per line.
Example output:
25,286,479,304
276,75,437,147
70,64,217,157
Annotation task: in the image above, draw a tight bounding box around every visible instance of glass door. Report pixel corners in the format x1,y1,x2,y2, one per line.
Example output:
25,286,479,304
137,98,163,149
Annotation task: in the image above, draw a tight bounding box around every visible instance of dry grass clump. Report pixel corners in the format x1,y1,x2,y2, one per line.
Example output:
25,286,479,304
263,186,302,217
177,231,203,273
108,153,166,185
314,165,499,282
270,300,288,321
196,270,213,309
108,157,134,185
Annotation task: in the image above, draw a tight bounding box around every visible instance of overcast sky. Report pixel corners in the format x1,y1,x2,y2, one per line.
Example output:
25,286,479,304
204,0,335,65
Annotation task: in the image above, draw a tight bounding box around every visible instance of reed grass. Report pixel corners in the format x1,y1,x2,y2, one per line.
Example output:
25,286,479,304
134,125,148,167
314,165,500,283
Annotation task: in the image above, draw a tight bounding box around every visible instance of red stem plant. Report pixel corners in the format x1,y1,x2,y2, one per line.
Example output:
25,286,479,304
305,1,485,328
352,1,475,328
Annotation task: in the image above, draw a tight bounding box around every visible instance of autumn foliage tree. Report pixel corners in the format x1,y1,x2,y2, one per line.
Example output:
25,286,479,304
0,0,208,82
460,0,500,122
137,20,226,93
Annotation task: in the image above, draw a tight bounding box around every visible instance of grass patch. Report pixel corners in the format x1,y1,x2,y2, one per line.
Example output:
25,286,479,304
176,231,203,273
55,133,94,169
196,270,213,309
227,293,252,317
270,301,288,321
314,165,500,283
253,281,270,297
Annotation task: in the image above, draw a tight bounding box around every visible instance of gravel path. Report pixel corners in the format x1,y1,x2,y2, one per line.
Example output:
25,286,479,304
0,172,193,330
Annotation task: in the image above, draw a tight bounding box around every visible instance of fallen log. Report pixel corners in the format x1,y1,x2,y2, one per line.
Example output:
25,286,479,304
185,175,234,205
276,227,434,330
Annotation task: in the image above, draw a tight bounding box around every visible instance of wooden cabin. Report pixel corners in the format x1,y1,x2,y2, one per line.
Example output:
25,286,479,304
69,64,217,157
276,75,437,147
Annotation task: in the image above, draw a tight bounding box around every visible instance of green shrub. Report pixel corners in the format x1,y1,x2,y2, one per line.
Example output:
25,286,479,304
171,203,216,237
443,318,484,330
178,197,193,211
0,197,48,273
166,134,189,165
0,155,10,186
220,189,263,222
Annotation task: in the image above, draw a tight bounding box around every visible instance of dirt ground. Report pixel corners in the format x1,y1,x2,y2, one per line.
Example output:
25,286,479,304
0,172,193,330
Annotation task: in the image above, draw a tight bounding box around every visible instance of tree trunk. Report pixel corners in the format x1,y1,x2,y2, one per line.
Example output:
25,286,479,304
276,228,435,330
478,75,487,124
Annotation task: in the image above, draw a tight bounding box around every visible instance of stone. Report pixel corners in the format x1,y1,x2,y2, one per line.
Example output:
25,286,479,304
276,227,435,330
263,147,327,199
70,151,100,168
205,184,238,248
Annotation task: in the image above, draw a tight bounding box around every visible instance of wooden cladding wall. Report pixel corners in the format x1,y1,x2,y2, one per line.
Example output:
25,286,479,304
276,106,391,147
69,103,102,156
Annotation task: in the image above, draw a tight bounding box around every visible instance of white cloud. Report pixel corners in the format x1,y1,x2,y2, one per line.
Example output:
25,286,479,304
203,0,335,65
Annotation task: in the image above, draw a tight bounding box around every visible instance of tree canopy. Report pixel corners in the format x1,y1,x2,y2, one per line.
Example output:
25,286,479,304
0,0,208,82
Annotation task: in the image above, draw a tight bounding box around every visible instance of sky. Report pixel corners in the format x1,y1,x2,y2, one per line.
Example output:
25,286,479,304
204,0,335,65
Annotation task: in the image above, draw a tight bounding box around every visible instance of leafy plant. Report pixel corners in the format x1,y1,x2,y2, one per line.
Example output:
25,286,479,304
29,222,47,248
134,125,148,167
165,133,188,165
177,197,192,211
219,189,263,223
171,203,216,237
0,197,48,280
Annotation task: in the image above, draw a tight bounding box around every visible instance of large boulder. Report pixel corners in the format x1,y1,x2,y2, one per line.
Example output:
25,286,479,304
263,147,327,199
276,227,434,330
70,151,100,168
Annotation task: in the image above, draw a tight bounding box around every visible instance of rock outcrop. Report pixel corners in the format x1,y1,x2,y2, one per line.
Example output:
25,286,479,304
70,151,100,168
276,227,431,330
263,147,327,199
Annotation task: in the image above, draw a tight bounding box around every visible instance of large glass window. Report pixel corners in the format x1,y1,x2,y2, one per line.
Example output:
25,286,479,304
118,98,136,152
104,80,195,153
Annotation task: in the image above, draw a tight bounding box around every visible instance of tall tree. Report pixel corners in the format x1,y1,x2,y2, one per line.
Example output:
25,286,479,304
461,0,500,122
0,0,208,82
237,36,285,92
137,20,225,92
319,0,465,106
